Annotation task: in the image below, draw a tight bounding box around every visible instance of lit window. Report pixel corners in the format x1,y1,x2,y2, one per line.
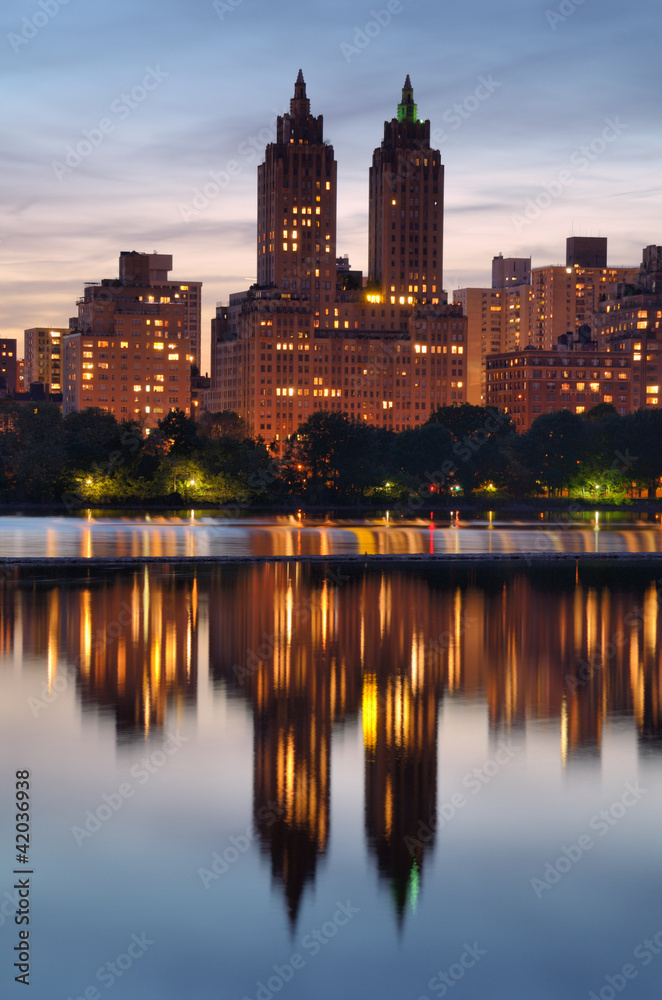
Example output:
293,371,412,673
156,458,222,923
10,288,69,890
647,385,659,394
153,343,164,351
576,406,585,414
589,382,600,392
133,384,142,392
168,353,179,360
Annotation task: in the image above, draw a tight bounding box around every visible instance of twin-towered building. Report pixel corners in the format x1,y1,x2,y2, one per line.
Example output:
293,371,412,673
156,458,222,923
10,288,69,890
21,72,662,436
206,72,467,441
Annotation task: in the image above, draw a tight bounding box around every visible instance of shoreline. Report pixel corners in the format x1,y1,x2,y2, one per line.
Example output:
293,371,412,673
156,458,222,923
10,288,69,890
2,553,662,567
1,500,662,516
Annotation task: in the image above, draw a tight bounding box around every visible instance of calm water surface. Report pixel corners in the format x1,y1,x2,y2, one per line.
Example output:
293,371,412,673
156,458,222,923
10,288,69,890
1,558,661,998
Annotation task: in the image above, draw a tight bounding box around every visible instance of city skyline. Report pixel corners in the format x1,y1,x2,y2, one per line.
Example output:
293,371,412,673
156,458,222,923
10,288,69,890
3,0,661,372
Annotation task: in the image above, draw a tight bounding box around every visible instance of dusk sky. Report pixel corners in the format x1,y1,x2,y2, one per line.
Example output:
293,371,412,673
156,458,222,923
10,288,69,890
3,0,661,371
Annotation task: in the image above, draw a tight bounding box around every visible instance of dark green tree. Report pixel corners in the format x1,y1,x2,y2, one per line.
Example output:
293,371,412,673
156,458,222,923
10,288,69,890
156,408,198,456
517,409,587,496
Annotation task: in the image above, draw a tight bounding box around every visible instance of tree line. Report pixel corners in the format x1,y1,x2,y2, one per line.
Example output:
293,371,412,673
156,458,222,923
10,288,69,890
0,401,660,505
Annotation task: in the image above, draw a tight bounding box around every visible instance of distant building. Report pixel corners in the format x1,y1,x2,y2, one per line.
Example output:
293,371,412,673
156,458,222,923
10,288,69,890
190,370,210,420
566,236,607,269
485,337,660,432
62,252,200,429
24,328,67,393
0,338,17,396
452,288,505,404
639,245,662,293
529,259,638,351
492,254,531,289
116,251,202,366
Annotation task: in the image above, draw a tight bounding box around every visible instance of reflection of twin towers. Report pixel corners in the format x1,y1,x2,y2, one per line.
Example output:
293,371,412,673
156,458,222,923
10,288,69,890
208,563,662,925
2,563,662,924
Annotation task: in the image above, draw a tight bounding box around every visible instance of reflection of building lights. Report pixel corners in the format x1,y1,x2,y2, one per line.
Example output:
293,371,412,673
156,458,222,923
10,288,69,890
409,860,420,913
362,674,378,756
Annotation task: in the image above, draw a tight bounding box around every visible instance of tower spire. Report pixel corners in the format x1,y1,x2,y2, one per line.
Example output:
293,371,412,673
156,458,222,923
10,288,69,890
290,69,310,118
397,75,418,124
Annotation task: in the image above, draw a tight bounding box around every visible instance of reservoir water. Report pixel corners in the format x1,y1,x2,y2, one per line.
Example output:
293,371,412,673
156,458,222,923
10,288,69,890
0,520,661,997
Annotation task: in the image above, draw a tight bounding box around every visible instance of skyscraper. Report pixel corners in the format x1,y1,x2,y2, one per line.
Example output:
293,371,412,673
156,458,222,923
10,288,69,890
209,73,467,441
257,70,337,320
368,76,443,304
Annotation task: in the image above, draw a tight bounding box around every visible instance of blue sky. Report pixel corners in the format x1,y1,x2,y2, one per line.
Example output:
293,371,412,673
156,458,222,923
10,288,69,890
2,0,661,370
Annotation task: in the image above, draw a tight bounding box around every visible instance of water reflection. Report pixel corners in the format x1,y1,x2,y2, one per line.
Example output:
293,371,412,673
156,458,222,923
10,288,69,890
2,567,198,739
3,512,662,558
2,562,662,927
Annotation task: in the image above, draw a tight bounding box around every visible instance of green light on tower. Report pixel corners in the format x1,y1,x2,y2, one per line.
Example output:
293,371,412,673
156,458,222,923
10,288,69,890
397,74,419,123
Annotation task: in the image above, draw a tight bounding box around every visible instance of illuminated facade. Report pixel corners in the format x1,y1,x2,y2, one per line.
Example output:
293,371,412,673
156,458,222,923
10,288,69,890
485,337,662,431
257,69,337,319
368,74,443,304
0,338,17,395
530,262,638,350
62,253,198,428
210,73,466,441
24,327,66,393
455,242,638,405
